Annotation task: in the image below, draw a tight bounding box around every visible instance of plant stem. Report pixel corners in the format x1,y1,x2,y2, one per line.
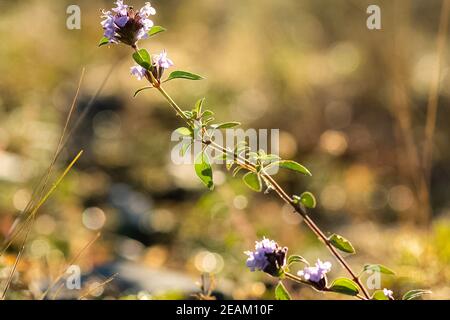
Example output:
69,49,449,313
132,45,370,299
284,272,367,300
156,86,192,124
154,86,371,299
284,272,314,287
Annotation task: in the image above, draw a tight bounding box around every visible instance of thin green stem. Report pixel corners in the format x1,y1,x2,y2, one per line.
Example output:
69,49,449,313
156,86,192,124
208,140,370,298
155,84,370,299
284,272,367,300
131,45,370,299
284,272,313,287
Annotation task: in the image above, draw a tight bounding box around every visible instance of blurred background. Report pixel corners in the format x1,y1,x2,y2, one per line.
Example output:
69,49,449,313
0,0,449,299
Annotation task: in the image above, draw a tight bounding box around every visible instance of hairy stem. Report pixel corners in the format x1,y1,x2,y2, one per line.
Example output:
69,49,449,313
284,272,367,300
151,83,370,299
131,43,370,299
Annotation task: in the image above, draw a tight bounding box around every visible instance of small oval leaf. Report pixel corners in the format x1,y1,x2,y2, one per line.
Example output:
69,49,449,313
372,290,389,300
194,152,214,190
299,192,317,209
402,289,431,300
243,172,262,192
273,160,312,176
98,36,110,47
166,70,204,82
148,25,166,37
275,282,291,300
363,264,396,275
211,122,241,129
180,142,191,157
175,127,192,136
194,98,205,115
287,255,309,266
132,49,151,69
329,234,355,254
329,278,359,296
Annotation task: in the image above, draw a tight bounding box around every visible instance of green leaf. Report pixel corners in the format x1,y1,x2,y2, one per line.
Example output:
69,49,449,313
148,25,166,37
371,290,389,300
402,289,431,300
328,234,356,254
259,154,281,162
98,36,110,47
180,142,191,157
194,98,205,116
132,49,151,69
194,152,214,190
201,110,214,118
211,122,241,129
287,255,309,266
363,264,396,275
293,192,316,209
243,172,262,192
175,127,192,136
272,160,312,176
329,278,360,296
133,86,152,97
182,110,194,119
275,282,291,300
166,70,204,82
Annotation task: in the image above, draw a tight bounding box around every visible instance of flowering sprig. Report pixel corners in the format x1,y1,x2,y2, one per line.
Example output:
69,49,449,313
99,1,432,301
245,238,288,276
99,1,164,47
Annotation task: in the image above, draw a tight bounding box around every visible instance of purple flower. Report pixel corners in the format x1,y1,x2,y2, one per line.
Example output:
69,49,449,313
140,2,157,17
383,288,394,300
114,15,129,28
297,259,332,283
100,1,156,46
153,50,174,70
245,238,287,276
101,10,117,43
130,65,147,80
112,0,129,15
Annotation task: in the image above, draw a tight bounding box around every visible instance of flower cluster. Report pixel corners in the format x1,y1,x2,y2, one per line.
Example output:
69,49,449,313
298,259,332,283
101,1,156,46
130,50,174,81
245,238,287,276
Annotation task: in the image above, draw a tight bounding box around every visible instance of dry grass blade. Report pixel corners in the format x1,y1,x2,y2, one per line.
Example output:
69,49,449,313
0,150,83,299
423,0,450,182
40,232,101,300
0,150,84,258
1,61,117,257
0,217,34,300
77,273,119,300
2,68,85,249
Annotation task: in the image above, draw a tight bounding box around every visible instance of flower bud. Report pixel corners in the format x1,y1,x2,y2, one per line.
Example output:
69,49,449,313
151,50,174,81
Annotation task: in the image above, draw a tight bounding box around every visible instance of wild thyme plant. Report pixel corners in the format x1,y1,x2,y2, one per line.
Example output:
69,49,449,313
99,1,430,301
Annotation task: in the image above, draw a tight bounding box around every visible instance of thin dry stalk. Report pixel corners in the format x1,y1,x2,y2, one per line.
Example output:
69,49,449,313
77,273,118,300
40,232,101,300
423,0,450,182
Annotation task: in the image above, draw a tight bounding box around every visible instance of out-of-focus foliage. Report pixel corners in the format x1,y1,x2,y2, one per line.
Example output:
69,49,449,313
0,0,449,299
